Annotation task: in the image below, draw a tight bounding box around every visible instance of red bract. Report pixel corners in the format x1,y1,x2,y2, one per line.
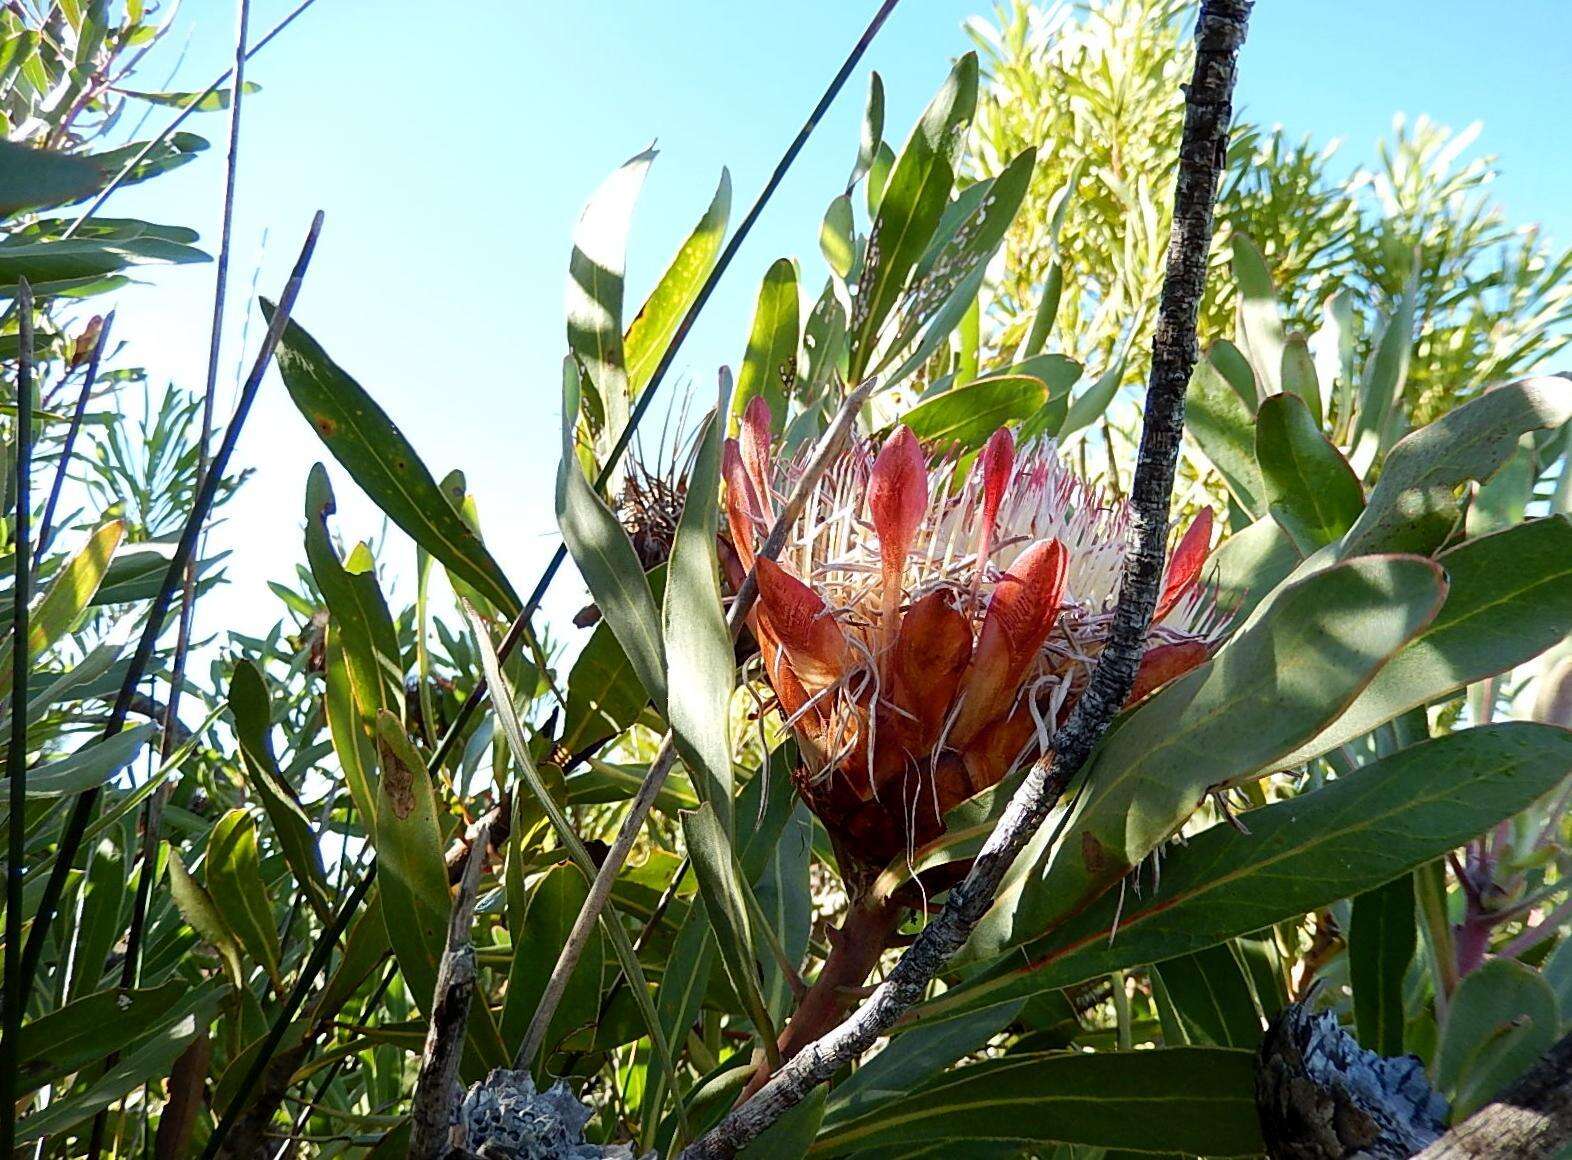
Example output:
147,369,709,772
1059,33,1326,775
727,403,1227,875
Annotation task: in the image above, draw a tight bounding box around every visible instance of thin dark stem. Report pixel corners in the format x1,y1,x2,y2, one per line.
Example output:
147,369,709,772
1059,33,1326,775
16,212,324,1005
681,3,1252,1153
0,278,36,1158
423,0,905,781
33,310,114,567
62,0,319,240
110,1,253,1047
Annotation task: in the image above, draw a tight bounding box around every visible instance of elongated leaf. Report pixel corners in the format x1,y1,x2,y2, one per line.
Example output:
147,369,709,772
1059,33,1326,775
230,660,332,920
558,606,655,757
206,809,281,985
733,259,799,432
754,803,812,1021
1189,354,1266,515
16,978,192,1091
877,147,1036,381
1350,872,1416,1056
120,82,259,110
924,723,1572,1019
1341,375,1572,556
1437,958,1559,1118
849,92,957,376
819,194,855,281
664,400,735,824
557,359,666,709
569,145,655,464
0,139,106,214
16,983,222,1143
1255,392,1364,554
1232,234,1284,398
1154,944,1262,1048
1350,276,1415,471
625,169,730,396
0,723,151,802
502,860,605,1063
67,837,126,1001
0,519,122,700
166,848,245,990
901,373,1050,452
1280,333,1322,427
969,554,1446,958
1059,352,1126,439
683,801,777,1051
372,710,508,1071
811,1048,1261,1157
639,898,715,1135
1279,515,1572,768
849,72,885,189
267,306,521,617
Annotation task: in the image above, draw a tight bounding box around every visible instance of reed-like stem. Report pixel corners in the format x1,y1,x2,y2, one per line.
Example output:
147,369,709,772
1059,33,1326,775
0,278,37,1158
33,310,113,567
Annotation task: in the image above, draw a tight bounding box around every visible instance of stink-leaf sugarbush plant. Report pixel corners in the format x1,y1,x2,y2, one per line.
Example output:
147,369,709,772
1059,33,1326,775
3,4,1571,1157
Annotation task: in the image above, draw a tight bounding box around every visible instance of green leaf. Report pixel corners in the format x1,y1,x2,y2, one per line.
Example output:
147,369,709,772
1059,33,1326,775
625,169,731,397
877,147,1036,381
901,373,1050,452
1208,515,1299,623
0,519,123,700
16,983,222,1143
267,307,521,617
166,847,246,990
1153,944,1262,1048
819,195,856,281
924,723,1572,1019
0,723,152,803
1280,515,1572,767
1350,872,1416,1057
119,82,260,111
1437,958,1559,1118
67,837,126,1001
754,803,812,1020
849,88,958,377
16,978,194,1091
1189,354,1266,516
1350,274,1416,472
733,258,800,431
206,809,281,986
810,1048,1261,1157
967,554,1447,960
1341,375,1572,557
1231,234,1284,398
568,145,655,466
639,898,715,1137
990,555,1444,952
558,586,658,757
1059,350,1127,440
1280,333,1322,427
502,860,606,1065
664,398,736,824
683,801,778,1054
1255,392,1364,554
229,660,332,921
849,72,885,189
0,140,106,214
557,359,667,710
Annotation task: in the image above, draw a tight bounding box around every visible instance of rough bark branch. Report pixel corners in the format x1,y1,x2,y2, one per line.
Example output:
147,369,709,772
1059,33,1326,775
1417,1030,1572,1159
516,376,878,1069
679,3,1252,1154
410,822,491,1160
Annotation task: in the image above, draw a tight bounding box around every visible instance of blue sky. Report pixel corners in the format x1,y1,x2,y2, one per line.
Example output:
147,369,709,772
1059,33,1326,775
99,0,1572,644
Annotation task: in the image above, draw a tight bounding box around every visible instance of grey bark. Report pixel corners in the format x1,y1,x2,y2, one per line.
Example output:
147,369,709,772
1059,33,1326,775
678,2,1253,1154
409,823,491,1160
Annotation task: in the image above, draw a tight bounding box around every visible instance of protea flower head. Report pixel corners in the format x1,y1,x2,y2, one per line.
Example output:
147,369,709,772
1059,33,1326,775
725,399,1226,880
